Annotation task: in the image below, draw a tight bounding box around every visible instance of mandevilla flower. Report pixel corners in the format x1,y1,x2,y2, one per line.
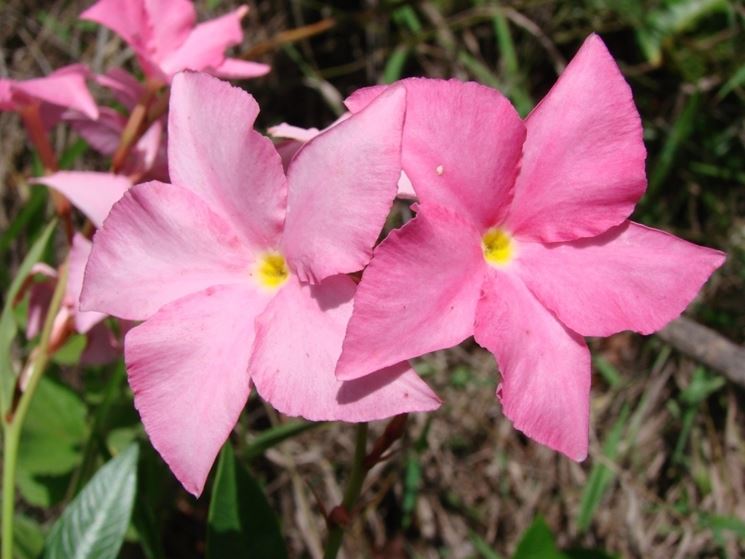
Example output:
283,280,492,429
336,35,726,460
0,64,98,125
80,72,440,495
81,0,270,83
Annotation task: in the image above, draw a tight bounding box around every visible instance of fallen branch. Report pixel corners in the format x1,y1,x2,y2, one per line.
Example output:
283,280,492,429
657,316,745,388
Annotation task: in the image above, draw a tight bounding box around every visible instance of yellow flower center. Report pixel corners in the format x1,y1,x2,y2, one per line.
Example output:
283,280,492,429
255,252,289,289
481,228,514,266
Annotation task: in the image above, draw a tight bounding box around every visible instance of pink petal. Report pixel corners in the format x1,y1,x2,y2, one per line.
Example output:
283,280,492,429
168,72,286,253
80,322,120,365
32,171,131,228
81,181,252,320
346,79,525,229
67,234,107,334
250,275,441,421
336,204,484,380
515,221,726,337
12,64,98,119
503,34,646,242
96,68,145,109
81,0,151,52
121,119,166,179
125,284,267,496
474,270,590,460
396,171,416,200
208,58,271,80
143,0,196,62
159,7,247,77
26,281,54,339
281,86,406,283
67,107,126,155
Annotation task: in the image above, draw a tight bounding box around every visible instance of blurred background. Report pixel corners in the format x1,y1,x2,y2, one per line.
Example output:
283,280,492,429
1,1,744,557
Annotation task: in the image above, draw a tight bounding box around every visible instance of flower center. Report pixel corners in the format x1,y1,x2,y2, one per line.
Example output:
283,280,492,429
255,252,289,289
481,228,514,266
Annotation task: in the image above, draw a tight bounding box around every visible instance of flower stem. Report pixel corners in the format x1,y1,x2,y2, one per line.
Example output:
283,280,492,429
1,259,68,559
324,422,368,559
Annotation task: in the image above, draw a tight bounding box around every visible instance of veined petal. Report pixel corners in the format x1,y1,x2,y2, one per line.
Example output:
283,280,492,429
250,275,441,421
504,34,646,242
337,204,484,380
474,270,590,461
516,221,726,336
125,284,267,496
13,64,98,119
159,7,247,77
346,78,525,229
81,181,252,320
281,86,406,283
32,171,131,228
67,234,106,334
168,72,287,253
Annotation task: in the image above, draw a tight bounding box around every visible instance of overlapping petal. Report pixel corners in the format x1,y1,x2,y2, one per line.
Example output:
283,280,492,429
503,34,646,242
159,7,247,77
125,284,266,496
337,204,484,380
168,72,286,252
346,79,525,229
81,181,252,320
67,234,106,334
32,171,131,228
208,58,271,80
474,270,591,461
281,86,406,282
250,275,441,421
515,221,726,337
8,64,98,119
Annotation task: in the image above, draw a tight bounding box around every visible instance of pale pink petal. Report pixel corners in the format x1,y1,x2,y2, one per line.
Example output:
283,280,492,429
81,0,150,52
12,64,98,119
143,0,196,62
250,275,441,421
346,79,525,229
396,170,416,200
126,284,267,496
67,234,107,334
96,68,145,109
281,86,406,283
267,123,321,144
26,281,54,339
168,72,287,252
32,171,131,228
337,204,484,380
515,221,726,337
159,7,247,77
504,34,646,242
81,181,252,320
208,58,271,79
474,270,590,460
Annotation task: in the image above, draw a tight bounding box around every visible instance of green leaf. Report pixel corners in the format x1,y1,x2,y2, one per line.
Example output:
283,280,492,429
18,376,88,476
43,444,139,559
244,420,324,462
0,220,57,413
577,404,630,533
208,443,286,559
14,514,45,559
512,517,564,559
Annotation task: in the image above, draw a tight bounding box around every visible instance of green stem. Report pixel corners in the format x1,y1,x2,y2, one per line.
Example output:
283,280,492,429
2,259,68,559
324,422,368,559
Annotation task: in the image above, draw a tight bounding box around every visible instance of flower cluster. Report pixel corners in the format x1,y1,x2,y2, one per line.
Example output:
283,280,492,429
2,1,724,498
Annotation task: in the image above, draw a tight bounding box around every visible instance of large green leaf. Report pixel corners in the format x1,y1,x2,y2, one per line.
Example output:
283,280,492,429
207,443,287,559
0,220,56,413
18,376,88,476
512,517,564,559
43,444,139,559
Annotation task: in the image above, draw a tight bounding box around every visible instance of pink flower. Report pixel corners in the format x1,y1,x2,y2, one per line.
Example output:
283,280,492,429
80,0,270,83
336,35,726,460
24,235,120,366
80,72,440,496
0,64,98,125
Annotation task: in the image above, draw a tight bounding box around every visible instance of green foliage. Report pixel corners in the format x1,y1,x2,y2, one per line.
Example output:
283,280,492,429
207,443,287,559
43,444,139,559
